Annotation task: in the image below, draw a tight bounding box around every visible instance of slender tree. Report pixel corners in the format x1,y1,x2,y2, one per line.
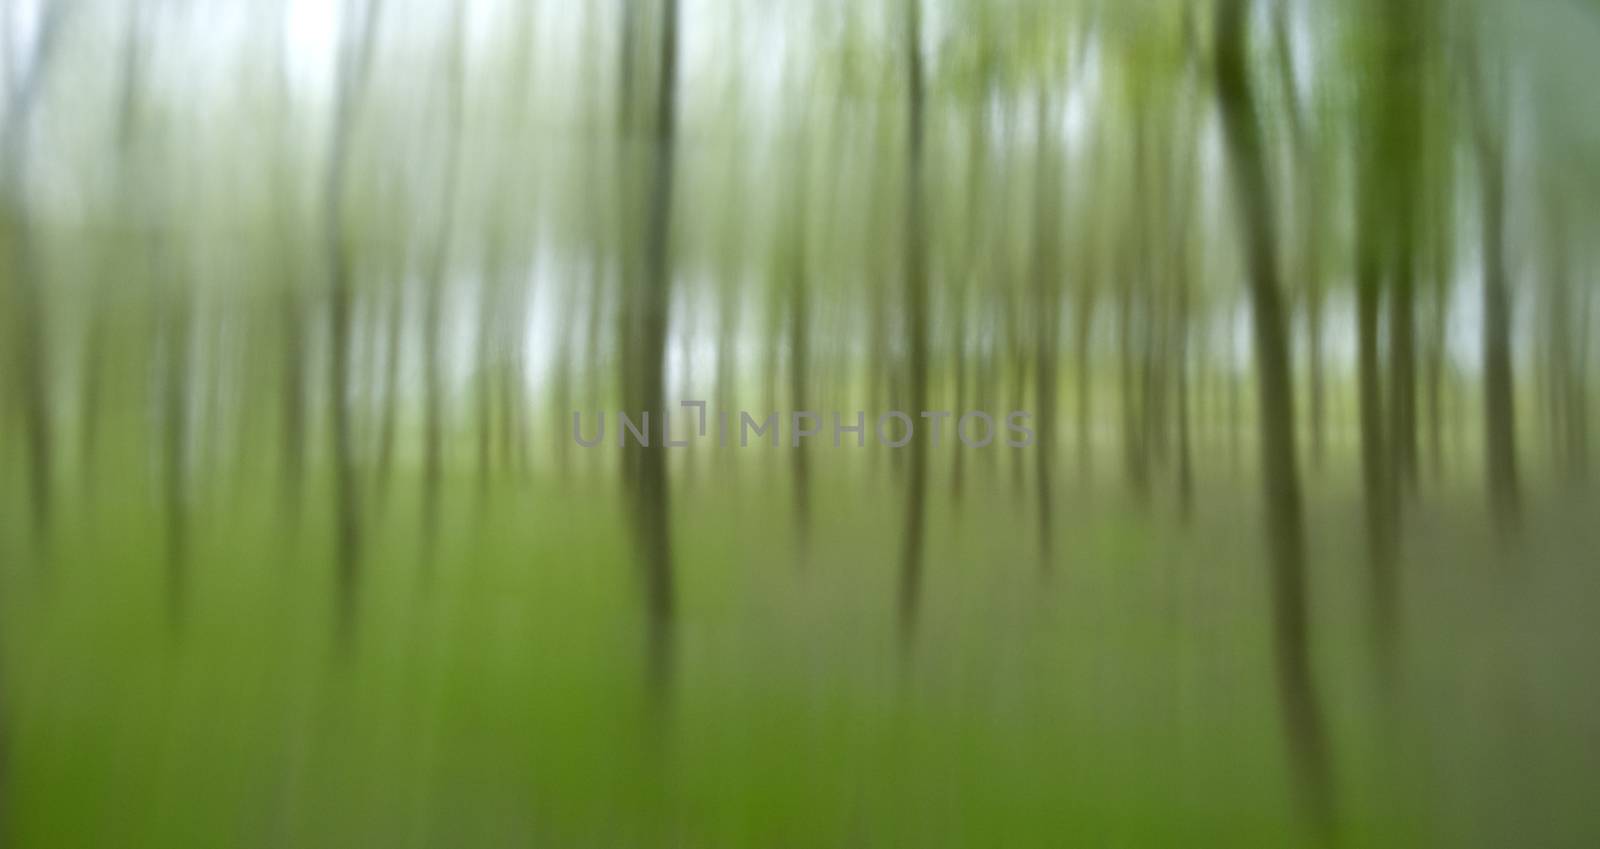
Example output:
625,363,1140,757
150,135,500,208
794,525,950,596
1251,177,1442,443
897,0,931,644
324,0,384,638
421,9,466,556
80,0,148,492
1,0,69,538
1031,91,1062,567
625,0,682,693
1467,33,1520,532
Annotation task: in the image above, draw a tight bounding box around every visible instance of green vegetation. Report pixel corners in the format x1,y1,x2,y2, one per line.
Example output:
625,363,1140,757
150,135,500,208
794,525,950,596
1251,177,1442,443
2,0,1599,846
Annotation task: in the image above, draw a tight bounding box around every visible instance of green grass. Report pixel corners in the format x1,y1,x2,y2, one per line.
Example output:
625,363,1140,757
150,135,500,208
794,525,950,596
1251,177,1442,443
3,455,1597,847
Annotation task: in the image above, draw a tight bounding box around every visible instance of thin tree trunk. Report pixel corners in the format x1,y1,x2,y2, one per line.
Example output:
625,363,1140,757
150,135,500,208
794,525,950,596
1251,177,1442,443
787,192,812,544
421,10,465,557
898,0,930,645
1271,7,1327,475
81,1,147,495
1075,284,1095,483
1357,249,1397,650
160,285,192,629
1123,111,1151,503
1031,92,1060,569
1573,283,1592,482
1,1,70,540
1424,174,1453,483
279,287,307,518
1175,277,1194,522
374,281,403,506
951,67,991,505
325,0,384,640
1391,263,1419,495
630,0,682,695
1356,10,1400,656
1471,52,1520,531
477,257,501,498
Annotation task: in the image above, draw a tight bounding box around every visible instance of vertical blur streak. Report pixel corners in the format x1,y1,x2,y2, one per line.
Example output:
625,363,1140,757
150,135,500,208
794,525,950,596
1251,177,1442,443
421,10,465,562
1,0,68,541
2,1,1600,845
1468,32,1521,535
0,3,71,840
1214,0,1334,834
1354,0,1397,675
1030,88,1060,570
786,120,813,551
1173,9,1200,522
897,0,929,648
325,0,384,643
631,0,681,698
1269,3,1324,475
78,0,143,497
158,239,191,629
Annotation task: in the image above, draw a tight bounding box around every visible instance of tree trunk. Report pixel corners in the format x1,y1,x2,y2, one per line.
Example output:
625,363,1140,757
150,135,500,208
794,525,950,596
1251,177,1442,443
160,285,192,629
1031,92,1060,569
787,208,812,544
421,10,465,557
1391,263,1419,497
1472,61,1520,531
374,281,403,506
1214,0,1335,832
1,2,70,541
629,0,682,695
897,0,930,645
325,0,384,640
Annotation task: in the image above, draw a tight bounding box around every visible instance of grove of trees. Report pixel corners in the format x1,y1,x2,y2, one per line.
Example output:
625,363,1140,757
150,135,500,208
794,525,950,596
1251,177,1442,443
2,0,1598,845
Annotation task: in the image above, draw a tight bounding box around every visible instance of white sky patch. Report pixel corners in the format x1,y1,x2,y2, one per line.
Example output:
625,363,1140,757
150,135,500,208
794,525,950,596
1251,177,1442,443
285,0,337,100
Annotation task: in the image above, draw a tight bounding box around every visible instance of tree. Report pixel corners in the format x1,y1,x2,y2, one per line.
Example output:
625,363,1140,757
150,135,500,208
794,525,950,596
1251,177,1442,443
1030,90,1062,567
421,8,466,557
622,0,683,694
1467,30,1521,532
897,0,931,644
325,0,384,639
1,0,70,538
1214,0,1335,831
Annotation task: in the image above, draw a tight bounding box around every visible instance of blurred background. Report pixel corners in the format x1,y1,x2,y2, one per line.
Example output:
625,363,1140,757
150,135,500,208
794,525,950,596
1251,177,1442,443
2,0,1599,846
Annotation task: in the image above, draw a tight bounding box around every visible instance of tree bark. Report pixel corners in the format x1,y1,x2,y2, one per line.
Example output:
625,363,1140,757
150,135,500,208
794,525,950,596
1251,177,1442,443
325,0,384,640
897,0,930,645
1470,52,1520,531
421,9,465,558
1031,92,1061,569
1214,0,1335,832
630,0,682,694
1,1,70,540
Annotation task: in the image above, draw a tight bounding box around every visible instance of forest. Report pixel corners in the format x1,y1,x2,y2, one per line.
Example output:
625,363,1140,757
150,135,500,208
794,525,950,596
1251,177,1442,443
2,0,1598,846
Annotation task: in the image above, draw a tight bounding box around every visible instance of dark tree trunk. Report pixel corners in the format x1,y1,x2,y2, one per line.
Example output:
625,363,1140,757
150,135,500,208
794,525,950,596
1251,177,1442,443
1030,92,1061,568
898,0,930,645
421,10,465,557
279,288,307,519
80,2,147,495
1472,71,1520,531
1214,0,1335,832
1357,249,1398,652
787,210,812,544
374,282,403,506
476,253,503,499
324,0,384,640
160,282,192,629
1391,265,1419,495
1174,277,1194,522
1,2,70,541
629,0,682,695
